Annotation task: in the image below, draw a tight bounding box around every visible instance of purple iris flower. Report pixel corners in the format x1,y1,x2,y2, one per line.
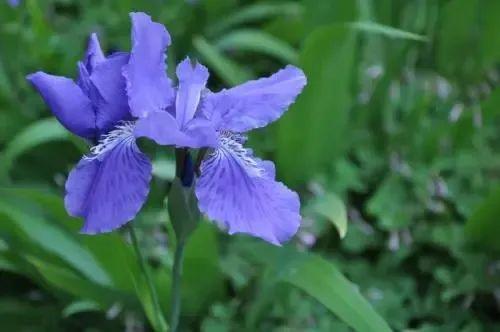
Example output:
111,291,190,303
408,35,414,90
125,13,307,245
27,33,152,234
7,0,20,7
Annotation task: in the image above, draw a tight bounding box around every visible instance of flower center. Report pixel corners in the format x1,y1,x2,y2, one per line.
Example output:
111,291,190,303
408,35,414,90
85,121,135,160
212,130,265,178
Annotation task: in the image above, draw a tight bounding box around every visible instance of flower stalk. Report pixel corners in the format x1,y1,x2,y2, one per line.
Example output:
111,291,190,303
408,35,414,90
129,225,167,332
167,148,202,331
169,239,186,332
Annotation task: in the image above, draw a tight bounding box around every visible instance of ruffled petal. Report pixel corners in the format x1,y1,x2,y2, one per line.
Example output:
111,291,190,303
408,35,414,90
201,65,307,132
195,134,301,245
175,57,209,127
27,71,96,139
90,52,132,134
256,158,276,179
124,12,175,118
134,111,218,148
65,127,152,234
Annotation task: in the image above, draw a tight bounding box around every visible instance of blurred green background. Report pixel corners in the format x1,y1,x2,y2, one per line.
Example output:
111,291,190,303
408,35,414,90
1,0,499,331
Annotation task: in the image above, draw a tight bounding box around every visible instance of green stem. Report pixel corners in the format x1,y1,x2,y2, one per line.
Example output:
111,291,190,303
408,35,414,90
169,239,186,332
129,226,166,332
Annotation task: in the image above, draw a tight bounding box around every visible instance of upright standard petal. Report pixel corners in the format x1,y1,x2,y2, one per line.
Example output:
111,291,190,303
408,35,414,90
124,12,175,118
65,125,152,234
175,58,209,127
90,52,132,134
196,133,301,245
83,33,105,73
77,33,106,95
134,111,218,148
27,72,96,139
202,65,307,132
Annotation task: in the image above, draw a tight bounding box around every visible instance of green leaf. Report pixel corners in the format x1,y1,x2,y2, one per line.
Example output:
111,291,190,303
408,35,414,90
480,1,500,68
277,25,356,186
0,118,81,181
215,29,298,64
62,300,100,318
303,0,357,31
203,0,238,23
465,185,500,252
348,21,428,42
0,193,112,287
234,240,392,332
0,248,39,279
168,178,201,241
437,0,482,80
283,254,392,332
193,36,253,86
27,256,120,308
207,2,302,36
182,223,224,315
366,176,413,230
150,223,225,317
131,269,169,332
0,254,20,274
0,187,142,293
81,234,139,293
311,193,348,238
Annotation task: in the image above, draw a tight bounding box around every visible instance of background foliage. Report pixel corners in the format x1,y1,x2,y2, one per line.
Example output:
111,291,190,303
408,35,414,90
1,0,499,331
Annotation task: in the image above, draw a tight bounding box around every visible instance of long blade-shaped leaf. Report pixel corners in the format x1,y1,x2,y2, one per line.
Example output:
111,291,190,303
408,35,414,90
235,240,392,332
207,2,302,36
277,25,356,186
215,29,298,64
193,36,253,86
0,118,84,181
0,196,112,287
282,254,392,332
349,21,428,42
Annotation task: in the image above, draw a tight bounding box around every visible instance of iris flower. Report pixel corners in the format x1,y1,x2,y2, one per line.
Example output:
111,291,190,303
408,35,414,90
27,34,152,234
27,12,306,245
126,13,307,245
7,0,20,7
